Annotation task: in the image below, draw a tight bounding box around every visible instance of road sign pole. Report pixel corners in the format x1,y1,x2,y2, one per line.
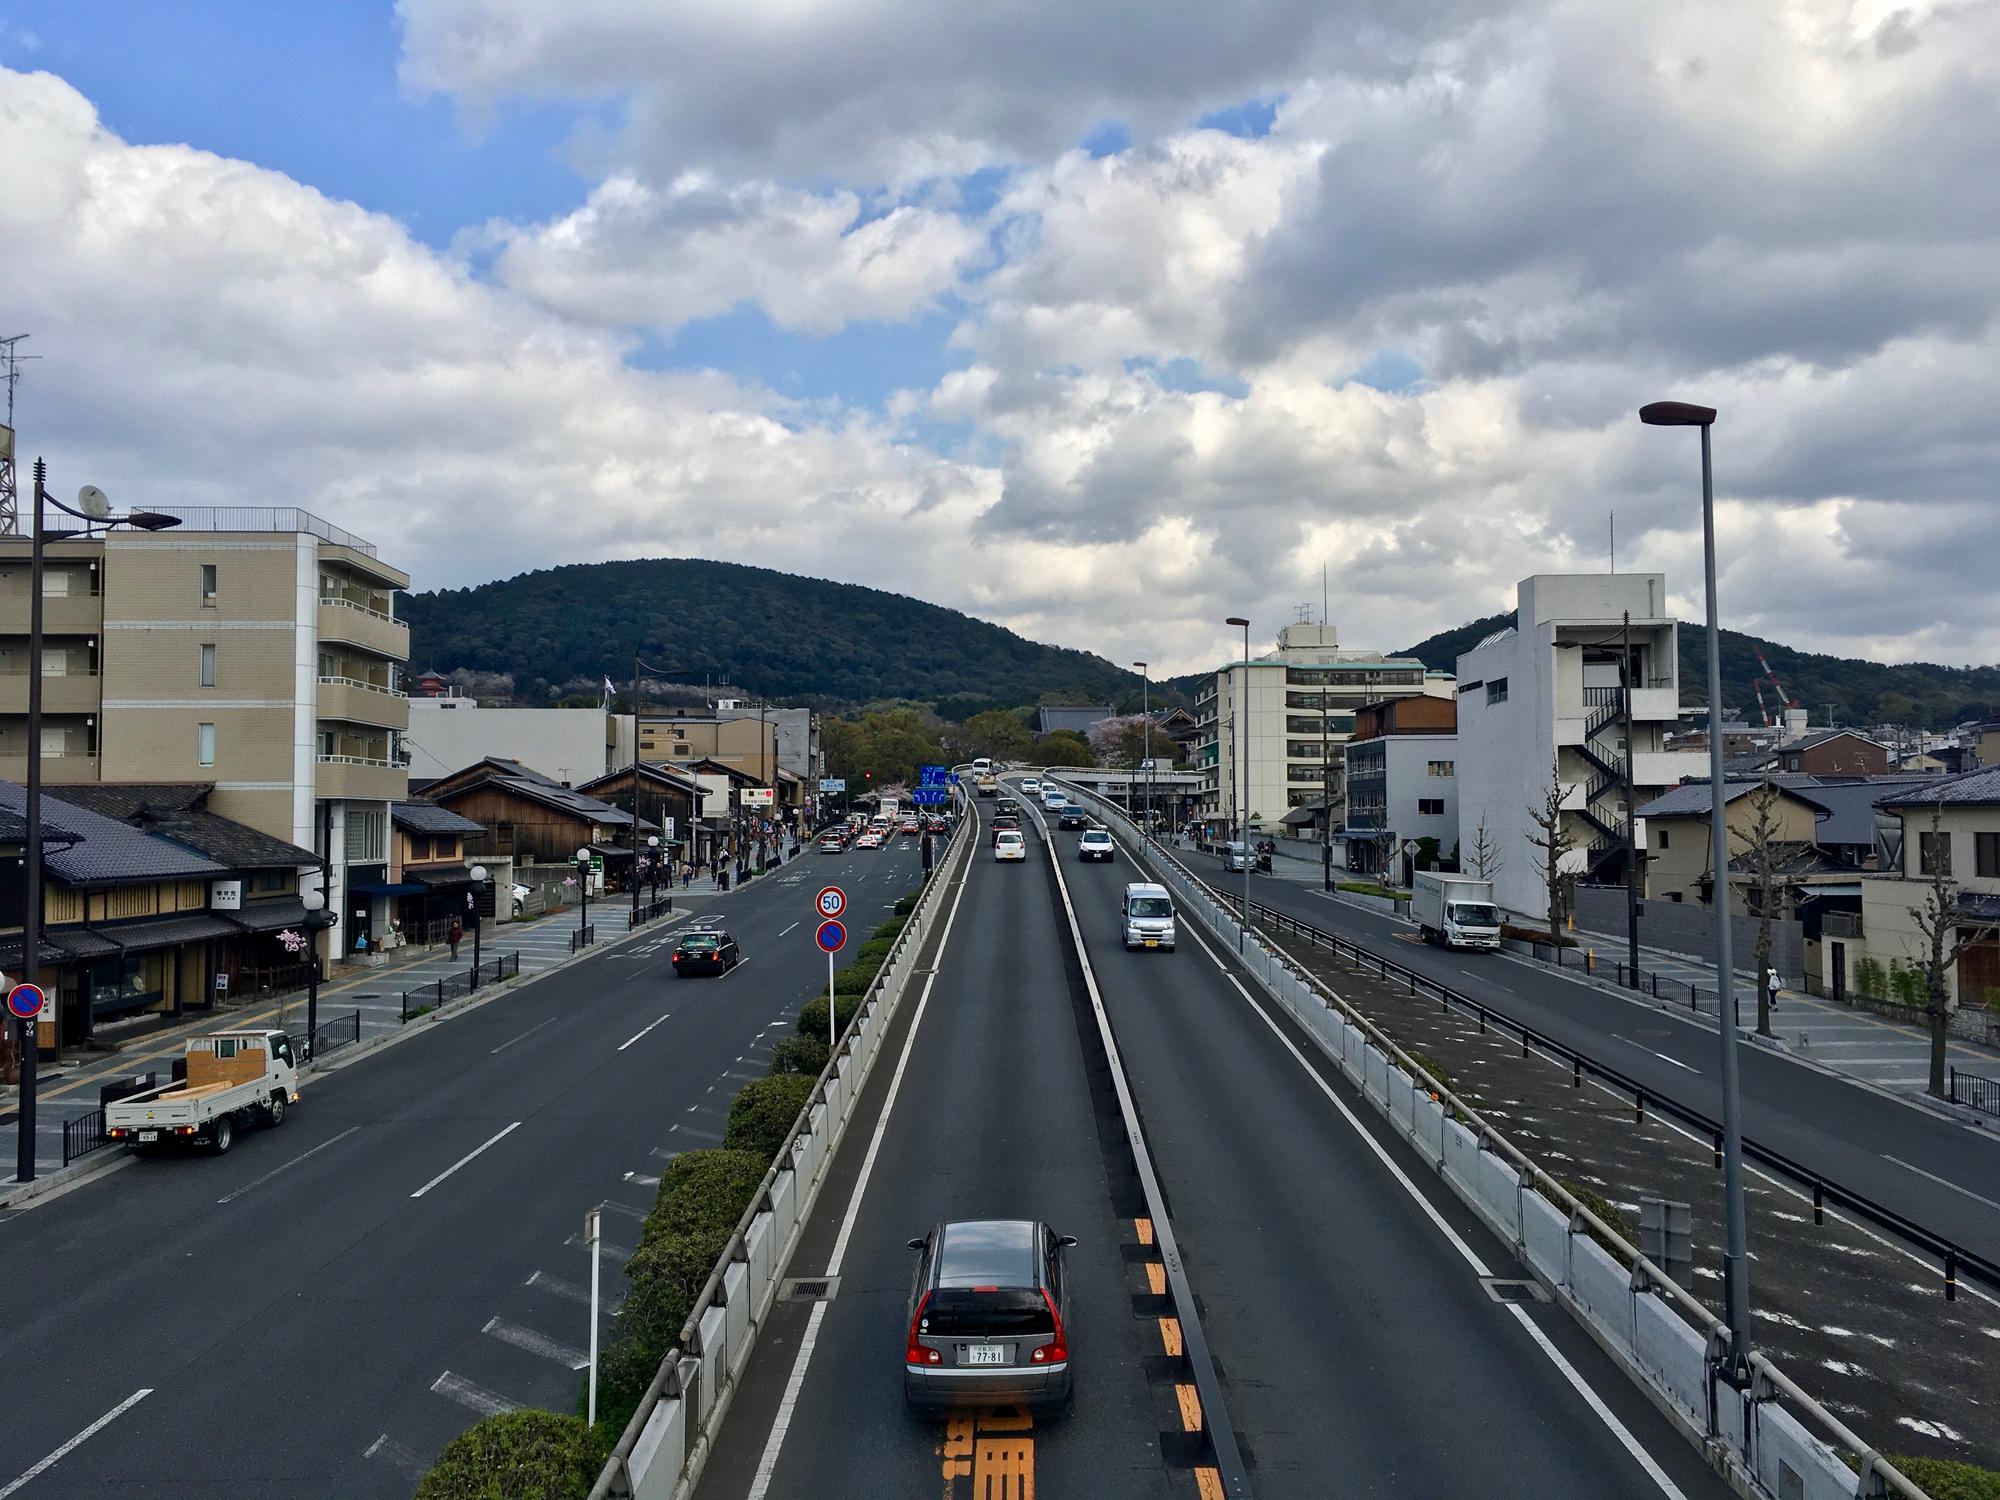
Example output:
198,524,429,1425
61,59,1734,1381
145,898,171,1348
828,948,836,1051
585,1207,601,1427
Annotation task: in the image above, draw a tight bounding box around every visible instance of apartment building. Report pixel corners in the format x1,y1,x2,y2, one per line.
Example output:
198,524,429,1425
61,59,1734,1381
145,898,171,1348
636,706,817,813
407,692,618,785
1194,622,1448,836
0,507,409,962
1454,574,1704,923
1340,695,1459,880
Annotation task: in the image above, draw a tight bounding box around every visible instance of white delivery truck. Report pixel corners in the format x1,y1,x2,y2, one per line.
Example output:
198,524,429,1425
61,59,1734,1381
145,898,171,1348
105,1028,299,1155
1411,873,1503,951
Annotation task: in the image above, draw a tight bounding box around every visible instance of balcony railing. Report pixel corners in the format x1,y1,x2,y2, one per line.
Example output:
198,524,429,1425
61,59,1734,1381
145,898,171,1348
1823,911,1864,939
148,505,381,556
318,752,394,768
318,674,402,696
319,590,395,622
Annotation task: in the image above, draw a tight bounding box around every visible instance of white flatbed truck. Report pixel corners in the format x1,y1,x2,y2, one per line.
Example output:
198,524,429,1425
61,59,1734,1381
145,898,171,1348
104,1028,300,1155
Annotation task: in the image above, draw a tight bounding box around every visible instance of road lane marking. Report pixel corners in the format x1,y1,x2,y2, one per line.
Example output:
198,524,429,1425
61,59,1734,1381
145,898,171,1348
717,955,754,979
1883,1155,2000,1212
779,921,800,937
1649,1050,1699,1073
568,1231,634,1260
1158,1316,1183,1357
1196,1469,1225,1500
216,1125,361,1204
483,1316,590,1370
1145,1262,1167,1296
1135,1216,1154,1246
362,1434,422,1475
1177,918,1691,1499
1175,1382,1203,1430
430,1371,517,1418
617,1011,674,1051
526,1269,592,1306
491,1016,560,1054
747,819,975,1500
0,1389,152,1499
410,1121,522,1199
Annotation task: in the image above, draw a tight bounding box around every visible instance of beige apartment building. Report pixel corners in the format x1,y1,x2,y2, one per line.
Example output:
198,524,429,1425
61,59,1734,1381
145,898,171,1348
637,713,779,782
0,507,409,961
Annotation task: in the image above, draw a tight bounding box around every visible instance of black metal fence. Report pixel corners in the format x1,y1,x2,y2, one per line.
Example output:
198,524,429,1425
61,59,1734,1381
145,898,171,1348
1502,936,1742,1022
399,952,522,1021
1798,976,2000,1047
570,924,596,953
301,1009,362,1061
63,1109,107,1165
626,897,675,930
1949,1068,2000,1118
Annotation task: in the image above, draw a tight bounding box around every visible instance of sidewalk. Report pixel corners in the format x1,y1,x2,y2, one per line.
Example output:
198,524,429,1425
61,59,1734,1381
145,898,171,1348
0,891,726,1180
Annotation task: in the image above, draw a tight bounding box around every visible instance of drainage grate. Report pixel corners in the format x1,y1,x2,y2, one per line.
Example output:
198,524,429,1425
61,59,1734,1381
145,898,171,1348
1480,1277,1550,1305
780,1276,840,1302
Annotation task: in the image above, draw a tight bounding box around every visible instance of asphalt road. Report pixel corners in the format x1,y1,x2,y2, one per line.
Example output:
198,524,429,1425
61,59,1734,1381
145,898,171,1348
0,834,930,1500
697,801,1187,1500
1163,845,2000,1273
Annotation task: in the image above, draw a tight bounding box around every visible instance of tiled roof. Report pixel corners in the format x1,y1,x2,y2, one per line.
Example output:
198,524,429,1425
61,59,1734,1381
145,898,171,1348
44,783,214,819
47,785,316,869
435,770,657,831
1874,766,2000,808
0,781,229,885
391,800,486,835
1635,781,1832,820
1788,729,1889,753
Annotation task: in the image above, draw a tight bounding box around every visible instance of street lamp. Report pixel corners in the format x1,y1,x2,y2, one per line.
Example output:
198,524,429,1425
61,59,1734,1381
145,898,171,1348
1639,398,1752,1378
297,878,336,1059
1132,662,1150,852
1225,617,1251,953
575,845,593,941
468,864,489,987
12,464,180,1183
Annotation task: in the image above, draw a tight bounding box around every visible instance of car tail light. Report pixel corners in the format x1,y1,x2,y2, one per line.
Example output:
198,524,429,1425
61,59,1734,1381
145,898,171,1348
906,1292,940,1365
1030,1288,1068,1363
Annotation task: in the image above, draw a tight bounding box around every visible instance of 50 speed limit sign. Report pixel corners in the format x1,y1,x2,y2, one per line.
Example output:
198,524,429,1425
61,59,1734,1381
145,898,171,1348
815,885,847,921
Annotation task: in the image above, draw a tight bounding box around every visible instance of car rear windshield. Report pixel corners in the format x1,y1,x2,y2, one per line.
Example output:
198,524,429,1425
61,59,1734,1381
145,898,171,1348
920,1288,1053,1337
1129,897,1172,918
681,936,719,950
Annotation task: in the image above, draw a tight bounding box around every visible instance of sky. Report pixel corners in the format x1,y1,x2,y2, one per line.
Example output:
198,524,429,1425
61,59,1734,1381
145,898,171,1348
2,0,1996,678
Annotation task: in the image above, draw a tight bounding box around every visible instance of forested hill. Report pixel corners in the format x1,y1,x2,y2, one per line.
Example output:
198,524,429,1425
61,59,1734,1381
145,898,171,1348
399,557,1140,714
1398,616,1999,730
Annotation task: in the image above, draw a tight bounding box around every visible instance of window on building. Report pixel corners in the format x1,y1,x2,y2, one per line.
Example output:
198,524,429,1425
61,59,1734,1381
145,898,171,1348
197,722,216,766
1418,798,1446,816
199,643,216,688
1427,760,1454,777
253,869,288,893
671,743,692,757
345,810,386,862
1486,677,1509,705
1977,831,1999,879
200,563,218,604
1918,830,1951,877
495,822,515,852
1657,828,1671,850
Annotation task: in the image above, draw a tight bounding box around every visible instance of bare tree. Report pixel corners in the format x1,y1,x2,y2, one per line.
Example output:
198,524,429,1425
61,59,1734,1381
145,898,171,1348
1526,758,1577,937
1470,815,1502,882
1907,805,1997,1098
1740,772,1784,1038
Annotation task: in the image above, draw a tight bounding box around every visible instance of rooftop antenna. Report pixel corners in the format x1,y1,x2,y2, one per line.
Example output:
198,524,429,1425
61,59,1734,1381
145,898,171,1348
1609,510,1615,572
1322,561,1329,625
1294,601,1314,625
0,332,37,537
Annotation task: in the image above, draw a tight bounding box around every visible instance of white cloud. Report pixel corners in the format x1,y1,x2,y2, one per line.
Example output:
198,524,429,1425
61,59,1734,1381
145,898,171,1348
484,172,984,334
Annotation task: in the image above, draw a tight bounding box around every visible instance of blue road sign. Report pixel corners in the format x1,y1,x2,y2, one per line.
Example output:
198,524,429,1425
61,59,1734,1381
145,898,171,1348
815,919,847,954
7,982,47,1020
918,764,947,785
911,788,947,805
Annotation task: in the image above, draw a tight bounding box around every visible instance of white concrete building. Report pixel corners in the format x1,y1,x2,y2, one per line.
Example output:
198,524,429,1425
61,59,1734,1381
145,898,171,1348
406,694,617,786
1454,574,1703,923
1194,622,1449,838
1340,696,1460,881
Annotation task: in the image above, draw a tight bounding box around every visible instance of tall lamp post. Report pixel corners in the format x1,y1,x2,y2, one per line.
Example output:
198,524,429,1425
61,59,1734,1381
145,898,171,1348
12,463,180,1183
1639,398,1752,1378
1225,617,1251,952
468,864,489,987
1133,661,1150,851
298,879,336,1058
629,656,687,925
575,846,593,941
646,834,661,909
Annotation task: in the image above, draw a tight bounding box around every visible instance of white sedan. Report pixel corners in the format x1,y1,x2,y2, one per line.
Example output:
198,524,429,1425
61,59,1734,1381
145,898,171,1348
1077,829,1115,862
993,830,1027,862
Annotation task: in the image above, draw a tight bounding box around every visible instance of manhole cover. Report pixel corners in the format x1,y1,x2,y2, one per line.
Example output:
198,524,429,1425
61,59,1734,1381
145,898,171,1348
1480,1277,1550,1305
780,1276,840,1302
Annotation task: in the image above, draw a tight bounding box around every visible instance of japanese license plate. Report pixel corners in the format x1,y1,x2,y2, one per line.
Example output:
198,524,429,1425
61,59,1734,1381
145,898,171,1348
1143,940,1158,948
964,1344,1007,1366
139,1130,159,1143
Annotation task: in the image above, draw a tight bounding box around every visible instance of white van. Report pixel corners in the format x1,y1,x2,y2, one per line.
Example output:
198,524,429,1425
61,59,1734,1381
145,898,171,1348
971,757,994,776
1122,883,1177,951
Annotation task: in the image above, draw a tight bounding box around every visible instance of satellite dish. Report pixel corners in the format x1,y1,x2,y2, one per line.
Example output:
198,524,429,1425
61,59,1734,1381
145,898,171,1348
77,485,111,520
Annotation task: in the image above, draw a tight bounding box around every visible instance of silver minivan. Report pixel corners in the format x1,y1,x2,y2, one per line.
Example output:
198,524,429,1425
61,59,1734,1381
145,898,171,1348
1122,882,1176,950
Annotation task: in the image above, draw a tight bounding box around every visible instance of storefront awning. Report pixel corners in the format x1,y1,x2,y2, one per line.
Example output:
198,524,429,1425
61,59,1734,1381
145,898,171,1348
90,914,243,953
350,881,426,897
407,864,473,887
227,899,311,934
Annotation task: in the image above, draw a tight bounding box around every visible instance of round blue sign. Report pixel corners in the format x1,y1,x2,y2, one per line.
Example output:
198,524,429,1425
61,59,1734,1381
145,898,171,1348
815,919,847,955
7,982,47,1020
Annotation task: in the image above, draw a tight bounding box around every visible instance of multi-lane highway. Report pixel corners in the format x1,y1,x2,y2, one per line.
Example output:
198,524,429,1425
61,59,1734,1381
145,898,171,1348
0,834,930,1500
697,786,1730,1499
1162,840,2000,1271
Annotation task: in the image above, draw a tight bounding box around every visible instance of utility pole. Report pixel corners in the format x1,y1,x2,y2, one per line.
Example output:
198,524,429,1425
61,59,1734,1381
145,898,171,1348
1622,610,1640,986
14,460,47,1180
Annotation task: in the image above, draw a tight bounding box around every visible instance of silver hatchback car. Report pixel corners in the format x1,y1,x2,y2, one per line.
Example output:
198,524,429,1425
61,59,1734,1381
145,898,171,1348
904,1219,1076,1414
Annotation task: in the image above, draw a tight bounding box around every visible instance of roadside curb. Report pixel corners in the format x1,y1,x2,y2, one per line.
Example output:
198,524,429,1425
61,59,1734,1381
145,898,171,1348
0,1136,135,1211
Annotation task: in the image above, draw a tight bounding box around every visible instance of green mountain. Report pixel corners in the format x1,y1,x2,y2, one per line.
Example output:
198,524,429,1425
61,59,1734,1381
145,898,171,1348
1398,616,1999,730
399,557,1144,716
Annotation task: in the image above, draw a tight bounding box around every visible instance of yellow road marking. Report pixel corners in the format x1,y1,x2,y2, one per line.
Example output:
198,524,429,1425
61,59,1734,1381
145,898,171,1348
1175,1383,1204,1431
941,1416,975,1482
972,1433,1035,1498
978,1409,1033,1432
1195,1466,1225,1499
1145,1262,1166,1296
1158,1316,1183,1357
1134,1216,1154,1246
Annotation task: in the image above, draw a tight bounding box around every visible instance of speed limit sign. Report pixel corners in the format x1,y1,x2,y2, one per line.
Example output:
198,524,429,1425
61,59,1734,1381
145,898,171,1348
815,885,847,921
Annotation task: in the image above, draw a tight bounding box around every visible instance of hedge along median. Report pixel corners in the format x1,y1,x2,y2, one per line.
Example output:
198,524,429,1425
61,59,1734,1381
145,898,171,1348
415,1410,606,1500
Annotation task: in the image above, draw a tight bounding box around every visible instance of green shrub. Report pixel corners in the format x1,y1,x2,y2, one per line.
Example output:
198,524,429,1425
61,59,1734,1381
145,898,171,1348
856,937,896,963
873,915,908,942
1853,955,1888,1000
833,957,882,995
415,1410,603,1500
1842,1453,2000,1500
724,1074,816,1162
1888,959,1928,1008
893,891,921,916
798,992,862,1040
768,1036,830,1076
1538,1178,1637,1257
1404,1050,1455,1098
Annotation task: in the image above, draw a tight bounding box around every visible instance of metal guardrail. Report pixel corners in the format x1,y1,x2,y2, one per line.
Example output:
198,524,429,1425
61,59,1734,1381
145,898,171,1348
146,504,382,554
302,1008,362,1062
626,898,675,929
1950,1067,2000,1118
63,1109,107,1165
1060,779,1935,1500
587,800,973,1500
399,952,522,1020
570,924,596,953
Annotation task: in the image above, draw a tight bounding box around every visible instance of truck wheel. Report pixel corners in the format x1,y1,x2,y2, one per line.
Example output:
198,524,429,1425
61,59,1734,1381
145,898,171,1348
266,1093,287,1128
211,1116,235,1154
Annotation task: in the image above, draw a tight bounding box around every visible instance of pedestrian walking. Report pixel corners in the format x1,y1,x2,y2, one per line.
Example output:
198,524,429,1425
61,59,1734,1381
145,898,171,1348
1767,966,1781,1013
448,917,463,961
